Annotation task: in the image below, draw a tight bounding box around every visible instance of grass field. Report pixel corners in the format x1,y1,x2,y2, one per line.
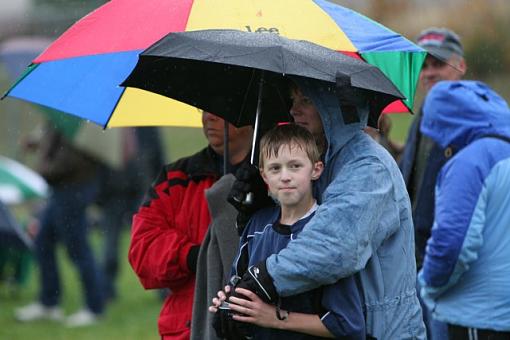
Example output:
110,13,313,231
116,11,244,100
0,228,163,340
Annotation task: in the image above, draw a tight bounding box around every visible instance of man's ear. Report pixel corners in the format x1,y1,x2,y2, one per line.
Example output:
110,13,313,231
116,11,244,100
458,58,467,76
311,161,324,180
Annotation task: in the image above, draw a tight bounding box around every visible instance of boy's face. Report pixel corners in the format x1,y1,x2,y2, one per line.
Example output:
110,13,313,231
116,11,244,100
261,142,323,208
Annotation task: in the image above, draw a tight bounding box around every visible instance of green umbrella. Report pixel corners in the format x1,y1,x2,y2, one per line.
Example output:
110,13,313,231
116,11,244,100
0,155,49,205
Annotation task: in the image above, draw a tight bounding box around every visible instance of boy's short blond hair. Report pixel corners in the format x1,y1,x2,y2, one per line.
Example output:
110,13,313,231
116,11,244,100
259,124,320,168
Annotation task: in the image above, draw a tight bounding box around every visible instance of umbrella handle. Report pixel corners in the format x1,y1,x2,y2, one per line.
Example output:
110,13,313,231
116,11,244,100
249,71,264,164
244,71,264,206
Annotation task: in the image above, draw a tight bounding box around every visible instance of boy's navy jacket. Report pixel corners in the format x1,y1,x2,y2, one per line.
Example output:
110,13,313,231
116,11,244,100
418,80,510,331
232,205,365,339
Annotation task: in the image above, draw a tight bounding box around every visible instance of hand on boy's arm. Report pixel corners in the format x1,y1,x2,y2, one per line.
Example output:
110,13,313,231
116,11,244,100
233,261,278,303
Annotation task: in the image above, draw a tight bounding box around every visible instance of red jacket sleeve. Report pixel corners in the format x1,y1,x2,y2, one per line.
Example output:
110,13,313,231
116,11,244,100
128,168,210,291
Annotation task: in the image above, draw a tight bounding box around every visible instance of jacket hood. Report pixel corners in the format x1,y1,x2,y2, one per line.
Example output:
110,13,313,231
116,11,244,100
291,76,369,163
420,80,510,149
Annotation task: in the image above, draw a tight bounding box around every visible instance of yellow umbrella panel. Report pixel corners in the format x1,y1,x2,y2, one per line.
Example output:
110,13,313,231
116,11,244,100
108,88,202,128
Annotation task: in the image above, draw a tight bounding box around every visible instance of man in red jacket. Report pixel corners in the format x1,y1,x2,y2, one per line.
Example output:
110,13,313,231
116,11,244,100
128,111,252,339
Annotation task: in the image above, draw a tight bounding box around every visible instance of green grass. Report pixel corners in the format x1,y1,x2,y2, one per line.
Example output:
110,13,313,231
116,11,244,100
0,228,162,340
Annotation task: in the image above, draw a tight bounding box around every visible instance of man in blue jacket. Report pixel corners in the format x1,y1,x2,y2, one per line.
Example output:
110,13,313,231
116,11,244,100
418,81,510,339
230,77,426,339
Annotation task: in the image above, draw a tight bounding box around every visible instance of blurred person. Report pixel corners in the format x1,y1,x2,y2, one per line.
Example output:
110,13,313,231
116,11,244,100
227,78,426,339
364,114,404,161
401,27,467,266
399,27,467,340
418,81,510,339
210,124,366,339
0,200,32,295
14,122,105,327
128,111,252,340
97,127,164,302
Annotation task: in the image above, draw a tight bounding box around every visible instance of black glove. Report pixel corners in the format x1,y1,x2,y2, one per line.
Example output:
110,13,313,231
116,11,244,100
186,245,201,273
227,162,274,234
234,211,252,237
212,303,253,339
233,261,278,304
212,283,254,340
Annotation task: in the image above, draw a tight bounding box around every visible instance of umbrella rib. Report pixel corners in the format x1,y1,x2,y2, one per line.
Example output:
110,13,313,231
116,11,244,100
288,53,336,80
105,87,127,129
181,44,279,63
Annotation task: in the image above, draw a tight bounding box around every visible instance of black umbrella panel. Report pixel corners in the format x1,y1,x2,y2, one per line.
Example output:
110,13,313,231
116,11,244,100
122,29,404,129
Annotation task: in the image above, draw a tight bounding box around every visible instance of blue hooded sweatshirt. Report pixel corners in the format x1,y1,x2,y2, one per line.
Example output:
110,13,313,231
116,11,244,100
418,81,510,331
265,77,426,339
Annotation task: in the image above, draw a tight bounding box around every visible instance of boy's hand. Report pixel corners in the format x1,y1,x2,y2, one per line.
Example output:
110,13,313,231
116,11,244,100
211,286,253,339
208,286,231,313
229,288,280,329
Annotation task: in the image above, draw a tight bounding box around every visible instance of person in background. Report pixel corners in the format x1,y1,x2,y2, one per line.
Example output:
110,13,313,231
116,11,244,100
399,27,467,340
418,81,510,340
0,200,32,295
97,127,164,302
364,114,404,161
128,112,252,340
14,121,105,327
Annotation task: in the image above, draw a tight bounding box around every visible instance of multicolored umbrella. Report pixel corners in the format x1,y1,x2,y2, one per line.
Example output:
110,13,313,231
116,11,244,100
0,155,49,205
4,0,426,128
0,37,123,169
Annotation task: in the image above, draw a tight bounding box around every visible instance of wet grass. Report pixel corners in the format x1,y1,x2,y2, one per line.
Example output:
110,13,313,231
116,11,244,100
0,229,162,340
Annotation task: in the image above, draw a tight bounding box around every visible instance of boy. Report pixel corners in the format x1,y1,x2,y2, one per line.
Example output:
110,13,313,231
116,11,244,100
210,124,365,339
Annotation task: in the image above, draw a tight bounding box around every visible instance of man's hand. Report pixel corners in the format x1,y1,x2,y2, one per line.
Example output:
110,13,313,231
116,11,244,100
186,245,200,273
227,162,274,234
228,163,273,214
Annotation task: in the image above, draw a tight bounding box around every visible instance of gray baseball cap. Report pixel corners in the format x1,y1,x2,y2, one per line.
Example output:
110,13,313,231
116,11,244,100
417,27,464,62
